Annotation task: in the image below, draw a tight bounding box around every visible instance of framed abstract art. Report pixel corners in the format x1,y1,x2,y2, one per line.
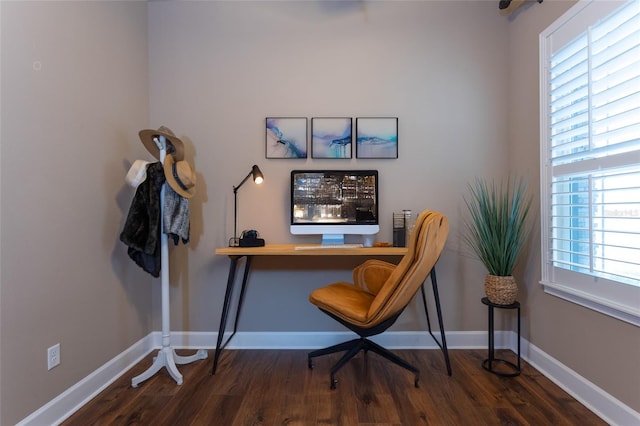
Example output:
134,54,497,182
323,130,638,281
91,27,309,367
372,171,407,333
266,117,308,159
311,117,352,159
356,117,398,159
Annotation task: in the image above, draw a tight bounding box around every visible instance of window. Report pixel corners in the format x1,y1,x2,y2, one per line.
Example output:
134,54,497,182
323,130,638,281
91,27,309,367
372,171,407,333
540,0,640,326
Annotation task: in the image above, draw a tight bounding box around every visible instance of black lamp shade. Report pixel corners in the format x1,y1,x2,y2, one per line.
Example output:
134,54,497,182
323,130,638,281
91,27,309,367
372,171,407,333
251,165,264,184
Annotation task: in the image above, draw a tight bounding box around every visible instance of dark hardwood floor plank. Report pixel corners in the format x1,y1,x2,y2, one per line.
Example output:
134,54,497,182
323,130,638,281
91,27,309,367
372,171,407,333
142,365,213,424
62,353,163,426
387,351,460,426
230,350,289,426
409,350,490,425
61,349,605,426
210,350,263,396
489,406,532,426
191,394,244,425
350,353,407,424
280,350,309,396
106,394,173,426
456,350,571,425
315,391,359,426
513,368,607,426
273,392,319,426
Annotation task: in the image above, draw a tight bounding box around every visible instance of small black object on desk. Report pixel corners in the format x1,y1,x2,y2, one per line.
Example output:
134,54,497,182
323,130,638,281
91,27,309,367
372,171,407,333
481,297,521,377
237,229,265,247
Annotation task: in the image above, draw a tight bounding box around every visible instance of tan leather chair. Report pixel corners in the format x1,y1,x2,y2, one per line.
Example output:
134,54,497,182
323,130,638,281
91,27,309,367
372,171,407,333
308,210,451,388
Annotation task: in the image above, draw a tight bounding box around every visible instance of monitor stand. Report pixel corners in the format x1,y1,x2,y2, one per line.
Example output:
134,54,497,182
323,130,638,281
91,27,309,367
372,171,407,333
321,234,345,245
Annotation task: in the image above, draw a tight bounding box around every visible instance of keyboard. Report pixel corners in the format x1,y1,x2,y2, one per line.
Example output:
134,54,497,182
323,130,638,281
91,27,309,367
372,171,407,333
294,244,364,250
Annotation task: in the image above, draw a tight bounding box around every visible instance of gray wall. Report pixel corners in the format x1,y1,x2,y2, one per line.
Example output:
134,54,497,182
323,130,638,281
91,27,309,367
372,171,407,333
147,0,508,335
0,2,150,424
0,1,637,424
506,0,640,412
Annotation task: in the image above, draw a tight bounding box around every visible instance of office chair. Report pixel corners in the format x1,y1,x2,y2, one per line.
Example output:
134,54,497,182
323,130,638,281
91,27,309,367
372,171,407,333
307,210,450,389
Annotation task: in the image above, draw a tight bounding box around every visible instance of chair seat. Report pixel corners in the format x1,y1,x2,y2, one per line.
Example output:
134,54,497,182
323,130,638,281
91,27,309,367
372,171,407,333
309,282,375,325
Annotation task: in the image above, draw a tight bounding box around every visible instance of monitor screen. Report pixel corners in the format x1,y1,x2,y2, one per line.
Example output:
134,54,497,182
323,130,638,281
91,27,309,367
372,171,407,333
290,170,379,244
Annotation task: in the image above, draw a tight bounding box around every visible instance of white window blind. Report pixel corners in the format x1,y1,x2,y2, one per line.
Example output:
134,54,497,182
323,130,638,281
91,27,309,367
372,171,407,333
540,0,640,325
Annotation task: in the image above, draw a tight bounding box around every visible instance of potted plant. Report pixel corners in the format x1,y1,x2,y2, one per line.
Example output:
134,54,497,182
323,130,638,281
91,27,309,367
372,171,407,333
463,176,532,305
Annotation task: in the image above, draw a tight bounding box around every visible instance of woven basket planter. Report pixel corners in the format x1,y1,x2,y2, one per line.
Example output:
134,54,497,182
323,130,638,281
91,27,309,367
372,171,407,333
484,274,518,305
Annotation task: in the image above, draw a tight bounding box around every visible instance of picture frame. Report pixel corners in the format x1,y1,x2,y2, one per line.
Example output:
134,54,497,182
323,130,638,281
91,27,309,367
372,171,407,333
311,117,352,159
356,117,398,159
266,117,308,159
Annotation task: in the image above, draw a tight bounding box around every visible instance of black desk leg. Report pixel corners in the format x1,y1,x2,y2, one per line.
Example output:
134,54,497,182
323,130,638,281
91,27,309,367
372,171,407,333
212,255,253,375
232,256,253,336
212,256,240,375
420,267,452,376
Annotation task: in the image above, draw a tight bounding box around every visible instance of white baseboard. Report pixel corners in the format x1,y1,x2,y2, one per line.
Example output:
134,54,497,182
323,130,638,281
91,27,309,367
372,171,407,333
17,333,156,426
171,331,500,349
18,331,639,426
522,340,640,426
174,329,494,350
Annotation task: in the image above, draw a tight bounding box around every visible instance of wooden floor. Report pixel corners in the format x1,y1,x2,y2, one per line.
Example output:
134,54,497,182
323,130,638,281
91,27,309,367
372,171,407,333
63,348,606,425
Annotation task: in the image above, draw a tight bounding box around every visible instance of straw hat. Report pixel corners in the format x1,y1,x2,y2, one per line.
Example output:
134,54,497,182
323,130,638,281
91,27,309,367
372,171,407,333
163,154,196,198
138,126,185,161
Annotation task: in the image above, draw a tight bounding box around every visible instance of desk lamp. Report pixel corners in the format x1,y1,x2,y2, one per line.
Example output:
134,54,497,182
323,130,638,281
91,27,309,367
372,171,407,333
230,165,264,247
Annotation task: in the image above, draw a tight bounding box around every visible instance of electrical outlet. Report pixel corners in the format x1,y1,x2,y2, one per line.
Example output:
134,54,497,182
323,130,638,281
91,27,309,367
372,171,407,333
47,343,60,370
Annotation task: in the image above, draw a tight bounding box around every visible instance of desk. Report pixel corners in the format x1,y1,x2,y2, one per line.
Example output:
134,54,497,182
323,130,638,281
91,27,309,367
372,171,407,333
215,244,407,257
212,244,451,376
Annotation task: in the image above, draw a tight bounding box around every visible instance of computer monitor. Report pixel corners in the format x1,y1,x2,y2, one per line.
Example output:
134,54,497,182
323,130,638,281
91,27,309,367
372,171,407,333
290,170,380,244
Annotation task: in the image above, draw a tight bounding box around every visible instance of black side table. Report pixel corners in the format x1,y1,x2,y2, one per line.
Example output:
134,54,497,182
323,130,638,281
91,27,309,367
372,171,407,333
481,297,521,377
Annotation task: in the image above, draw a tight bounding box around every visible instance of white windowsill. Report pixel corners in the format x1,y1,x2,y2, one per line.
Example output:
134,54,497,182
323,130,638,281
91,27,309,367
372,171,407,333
541,280,640,328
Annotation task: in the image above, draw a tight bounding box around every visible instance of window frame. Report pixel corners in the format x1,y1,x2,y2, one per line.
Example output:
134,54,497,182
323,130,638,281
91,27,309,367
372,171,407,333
539,0,640,327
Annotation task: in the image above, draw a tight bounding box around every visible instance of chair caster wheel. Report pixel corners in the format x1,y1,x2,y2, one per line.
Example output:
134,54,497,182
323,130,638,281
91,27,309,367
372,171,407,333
330,378,337,389
414,380,420,388
308,359,313,369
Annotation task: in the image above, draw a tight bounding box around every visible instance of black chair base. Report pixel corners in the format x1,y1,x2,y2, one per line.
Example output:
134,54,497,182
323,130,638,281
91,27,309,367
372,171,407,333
308,336,420,389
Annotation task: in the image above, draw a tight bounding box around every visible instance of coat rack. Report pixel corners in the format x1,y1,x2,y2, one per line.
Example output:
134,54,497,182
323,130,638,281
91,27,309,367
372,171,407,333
131,135,207,388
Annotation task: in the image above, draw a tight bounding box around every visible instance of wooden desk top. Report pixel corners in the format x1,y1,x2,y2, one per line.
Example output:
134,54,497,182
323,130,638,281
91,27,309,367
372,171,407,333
215,244,407,257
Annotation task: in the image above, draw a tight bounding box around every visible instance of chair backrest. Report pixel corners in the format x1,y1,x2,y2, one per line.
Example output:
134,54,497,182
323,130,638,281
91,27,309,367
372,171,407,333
365,210,449,327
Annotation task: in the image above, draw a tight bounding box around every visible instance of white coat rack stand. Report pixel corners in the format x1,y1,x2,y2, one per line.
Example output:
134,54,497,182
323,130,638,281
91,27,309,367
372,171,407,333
131,136,207,388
